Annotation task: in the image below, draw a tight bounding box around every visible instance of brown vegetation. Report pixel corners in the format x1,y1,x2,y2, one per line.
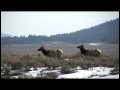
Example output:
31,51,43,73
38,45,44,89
1,44,119,79
1,52,119,79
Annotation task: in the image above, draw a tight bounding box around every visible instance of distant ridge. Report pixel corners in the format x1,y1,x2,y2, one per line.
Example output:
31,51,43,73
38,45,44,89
1,33,12,37
50,18,119,44
1,18,119,45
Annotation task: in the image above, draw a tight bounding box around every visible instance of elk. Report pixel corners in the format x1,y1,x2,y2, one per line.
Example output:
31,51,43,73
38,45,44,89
37,45,63,59
77,44,101,57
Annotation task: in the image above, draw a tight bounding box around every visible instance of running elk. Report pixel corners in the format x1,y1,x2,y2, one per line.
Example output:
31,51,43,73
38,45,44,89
37,45,63,59
77,44,101,57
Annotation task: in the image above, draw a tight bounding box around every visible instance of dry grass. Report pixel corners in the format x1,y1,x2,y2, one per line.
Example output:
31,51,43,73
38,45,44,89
1,53,119,69
1,43,119,79
1,53,119,78
1,44,119,57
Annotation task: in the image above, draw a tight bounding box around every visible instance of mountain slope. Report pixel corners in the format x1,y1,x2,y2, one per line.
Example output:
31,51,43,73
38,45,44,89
1,18,119,45
51,18,119,43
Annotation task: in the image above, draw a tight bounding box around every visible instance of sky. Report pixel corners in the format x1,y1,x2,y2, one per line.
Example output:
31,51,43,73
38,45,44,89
1,11,119,37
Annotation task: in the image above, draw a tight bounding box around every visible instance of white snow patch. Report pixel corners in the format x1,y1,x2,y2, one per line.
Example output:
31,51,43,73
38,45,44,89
25,67,47,77
90,74,119,79
46,44,50,45
11,76,19,79
64,59,69,61
89,43,102,45
24,67,61,77
4,66,118,79
57,67,118,79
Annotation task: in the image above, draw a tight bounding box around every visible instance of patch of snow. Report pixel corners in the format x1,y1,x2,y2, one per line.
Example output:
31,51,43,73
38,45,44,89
57,70,93,79
90,74,119,79
87,42,108,45
1,73,4,75
46,44,50,45
64,59,69,61
24,67,47,77
57,67,117,79
75,66,81,69
4,45,8,47
43,70,61,76
5,66,119,79
11,76,19,79
88,43,102,45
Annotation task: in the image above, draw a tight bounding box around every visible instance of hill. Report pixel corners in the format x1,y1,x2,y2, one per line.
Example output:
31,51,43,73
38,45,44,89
1,18,119,45
50,18,119,43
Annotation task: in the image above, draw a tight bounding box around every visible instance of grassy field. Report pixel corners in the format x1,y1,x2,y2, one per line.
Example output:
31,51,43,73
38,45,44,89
1,43,119,57
1,43,119,79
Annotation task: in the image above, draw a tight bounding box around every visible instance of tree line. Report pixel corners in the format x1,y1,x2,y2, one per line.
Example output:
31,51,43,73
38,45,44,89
1,18,119,45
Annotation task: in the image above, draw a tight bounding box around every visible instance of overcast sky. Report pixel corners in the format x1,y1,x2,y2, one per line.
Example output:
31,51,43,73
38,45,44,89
1,11,119,37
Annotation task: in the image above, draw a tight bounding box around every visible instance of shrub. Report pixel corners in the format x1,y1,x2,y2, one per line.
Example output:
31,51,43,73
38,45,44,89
1,53,119,79
60,65,75,74
39,72,58,79
110,67,119,75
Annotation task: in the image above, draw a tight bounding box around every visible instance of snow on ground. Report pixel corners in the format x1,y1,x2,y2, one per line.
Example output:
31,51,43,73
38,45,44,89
90,74,119,79
24,67,47,77
57,67,119,79
24,67,61,77
88,43,102,45
87,42,107,45
22,66,119,79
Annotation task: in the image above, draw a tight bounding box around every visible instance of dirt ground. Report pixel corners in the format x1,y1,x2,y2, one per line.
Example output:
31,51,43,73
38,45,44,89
1,43,119,58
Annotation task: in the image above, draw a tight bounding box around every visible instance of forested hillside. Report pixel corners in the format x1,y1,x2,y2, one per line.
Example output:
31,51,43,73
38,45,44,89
1,18,119,45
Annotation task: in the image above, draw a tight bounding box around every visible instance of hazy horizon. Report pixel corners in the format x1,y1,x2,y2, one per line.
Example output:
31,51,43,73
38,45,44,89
1,11,119,37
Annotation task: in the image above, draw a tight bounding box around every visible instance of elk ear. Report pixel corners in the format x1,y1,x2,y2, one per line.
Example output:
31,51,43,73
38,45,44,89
42,45,44,47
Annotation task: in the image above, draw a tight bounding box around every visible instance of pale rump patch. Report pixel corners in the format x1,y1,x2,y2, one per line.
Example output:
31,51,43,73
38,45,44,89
97,49,101,53
58,49,63,54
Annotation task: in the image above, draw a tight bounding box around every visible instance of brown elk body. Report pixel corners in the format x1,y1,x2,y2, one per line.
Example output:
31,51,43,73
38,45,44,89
38,46,63,59
77,44,101,57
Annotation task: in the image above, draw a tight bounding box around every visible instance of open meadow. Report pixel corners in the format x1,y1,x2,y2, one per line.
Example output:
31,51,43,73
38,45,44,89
1,43,119,57
1,43,119,79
